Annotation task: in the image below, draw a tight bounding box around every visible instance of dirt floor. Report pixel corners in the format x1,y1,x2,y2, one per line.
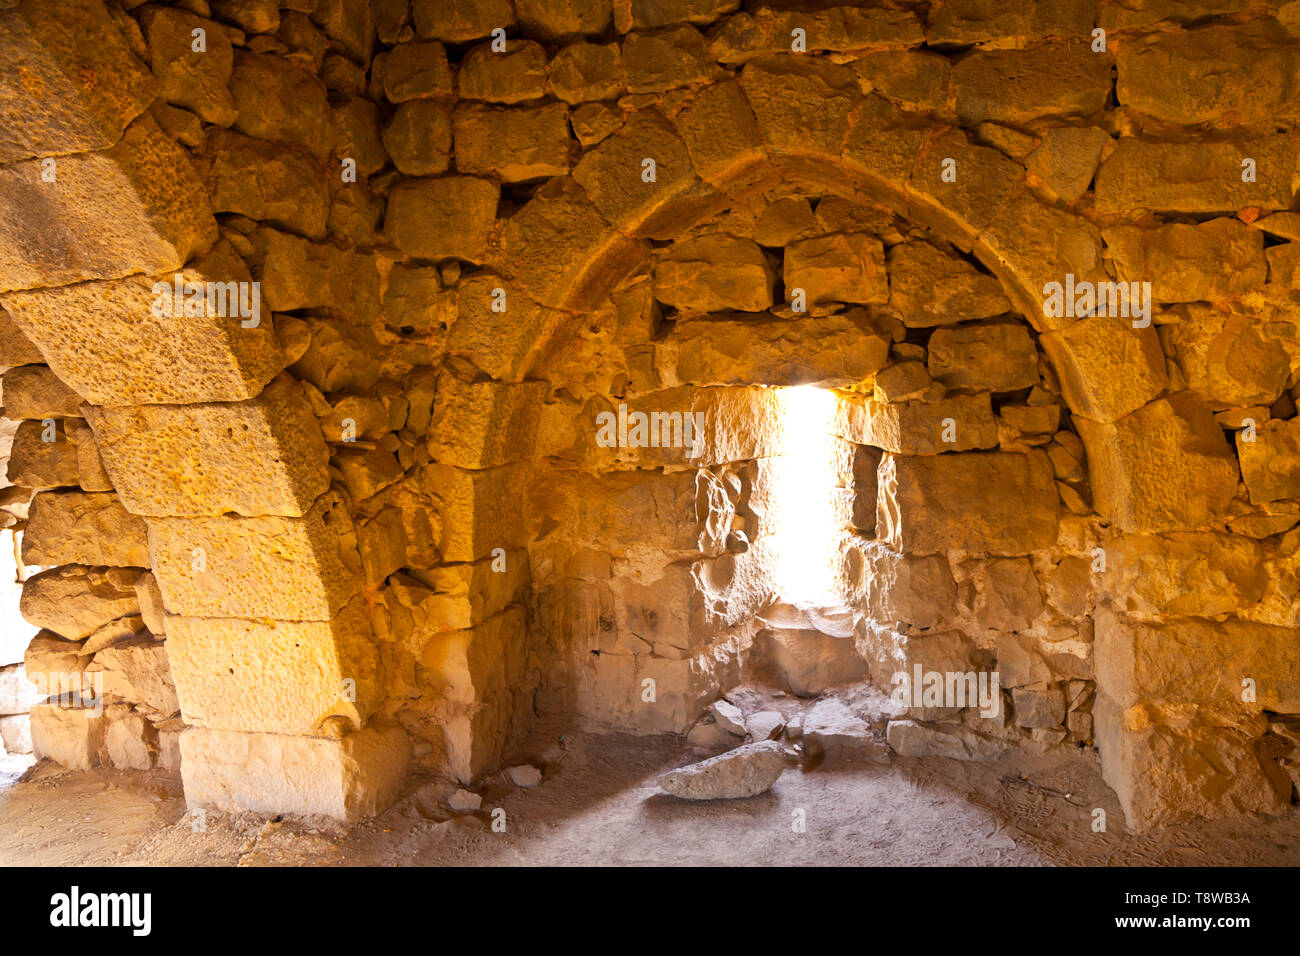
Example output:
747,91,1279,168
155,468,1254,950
2,714,1298,867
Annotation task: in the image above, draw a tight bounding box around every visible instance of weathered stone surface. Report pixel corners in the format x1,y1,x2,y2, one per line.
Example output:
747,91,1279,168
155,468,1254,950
412,0,514,42
0,305,43,366
30,702,108,771
623,25,712,93
1096,608,1300,714
5,419,78,488
852,50,949,110
384,40,453,102
952,43,1110,125
712,6,922,63
572,109,702,235
457,39,548,104
1117,21,1300,128
1012,684,1065,729
20,566,139,641
1,365,80,419
657,740,787,799
167,597,378,736
248,228,382,317
887,241,1010,327
887,719,1004,760
653,235,775,313
835,392,998,455
784,233,888,305
927,322,1038,392
422,463,528,562
86,374,329,518
379,100,452,178
0,0,157,163
518,0,612,40
22,492,149,567
0,663,41,715
877,451,1059,554
444,274,552,381
181,724,410,821
740,56,860,159
927,0,1093,44
1075,394,1239,533
0,115,217,293
549,41,623,103
1040,317,1168,423
587,385,786,469
1106,532,1266,620
138,6,238,126
0,714,32,755
1025,126,1109,204
1167,303,1290,409
23,632,87,697
1,242,286,406
839,539,958,630
1105,219,1266,304
104,710,153,771
89,634,179,719
671,78,766,184
753,629,867,697
147,491,363,620
401,554,531,635
972,557,1042,632
454,103,570,183
662,313,889,388
428,377,548,469
1095,137,1299,214
229,50,331,156
420,605,529,780
385,176,499,263
198,129,331,237
803,698,889,766
1239,419,1300,504
1095,694,1288,830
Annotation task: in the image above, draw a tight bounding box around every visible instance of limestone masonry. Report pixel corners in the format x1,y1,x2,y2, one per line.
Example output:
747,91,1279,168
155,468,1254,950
0,0,1298,833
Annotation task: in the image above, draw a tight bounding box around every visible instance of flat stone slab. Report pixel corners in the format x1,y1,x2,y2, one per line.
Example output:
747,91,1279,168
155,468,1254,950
657,740,789,800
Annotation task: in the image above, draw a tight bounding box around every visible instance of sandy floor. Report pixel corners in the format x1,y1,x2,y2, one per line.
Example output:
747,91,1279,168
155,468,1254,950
1,724,1297,867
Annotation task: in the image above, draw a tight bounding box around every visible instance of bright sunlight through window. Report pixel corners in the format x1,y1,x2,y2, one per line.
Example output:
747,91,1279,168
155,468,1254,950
772,385,840,607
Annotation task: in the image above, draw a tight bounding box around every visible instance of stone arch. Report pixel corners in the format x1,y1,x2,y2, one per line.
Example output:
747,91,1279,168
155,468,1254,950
3,0,1295,836
444,66,1289,830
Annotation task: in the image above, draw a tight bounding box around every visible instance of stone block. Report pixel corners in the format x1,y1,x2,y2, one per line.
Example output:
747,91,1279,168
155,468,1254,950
147,491,363,620
86,374,329,518
0,365,81,419
1,243,287,406
877,450,1059,554
886,240,1010,327
30,701,108,771
1075,393,1239,533
428,376,548,469
653,235,776,313
22,491,150,567
0,0,157,163
20,565,139,641
926,322,1038,392
0,116,216,293
384,176,499,263
784,233,888,306
835,392,998,455
180,723,411,821
453,103,570,183
167,596,379,736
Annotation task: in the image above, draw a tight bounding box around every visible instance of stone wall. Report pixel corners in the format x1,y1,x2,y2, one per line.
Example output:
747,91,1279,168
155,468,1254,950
0,0,1297,830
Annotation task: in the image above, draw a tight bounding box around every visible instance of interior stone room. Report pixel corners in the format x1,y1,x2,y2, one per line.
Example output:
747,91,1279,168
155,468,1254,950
1,0,1298,866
